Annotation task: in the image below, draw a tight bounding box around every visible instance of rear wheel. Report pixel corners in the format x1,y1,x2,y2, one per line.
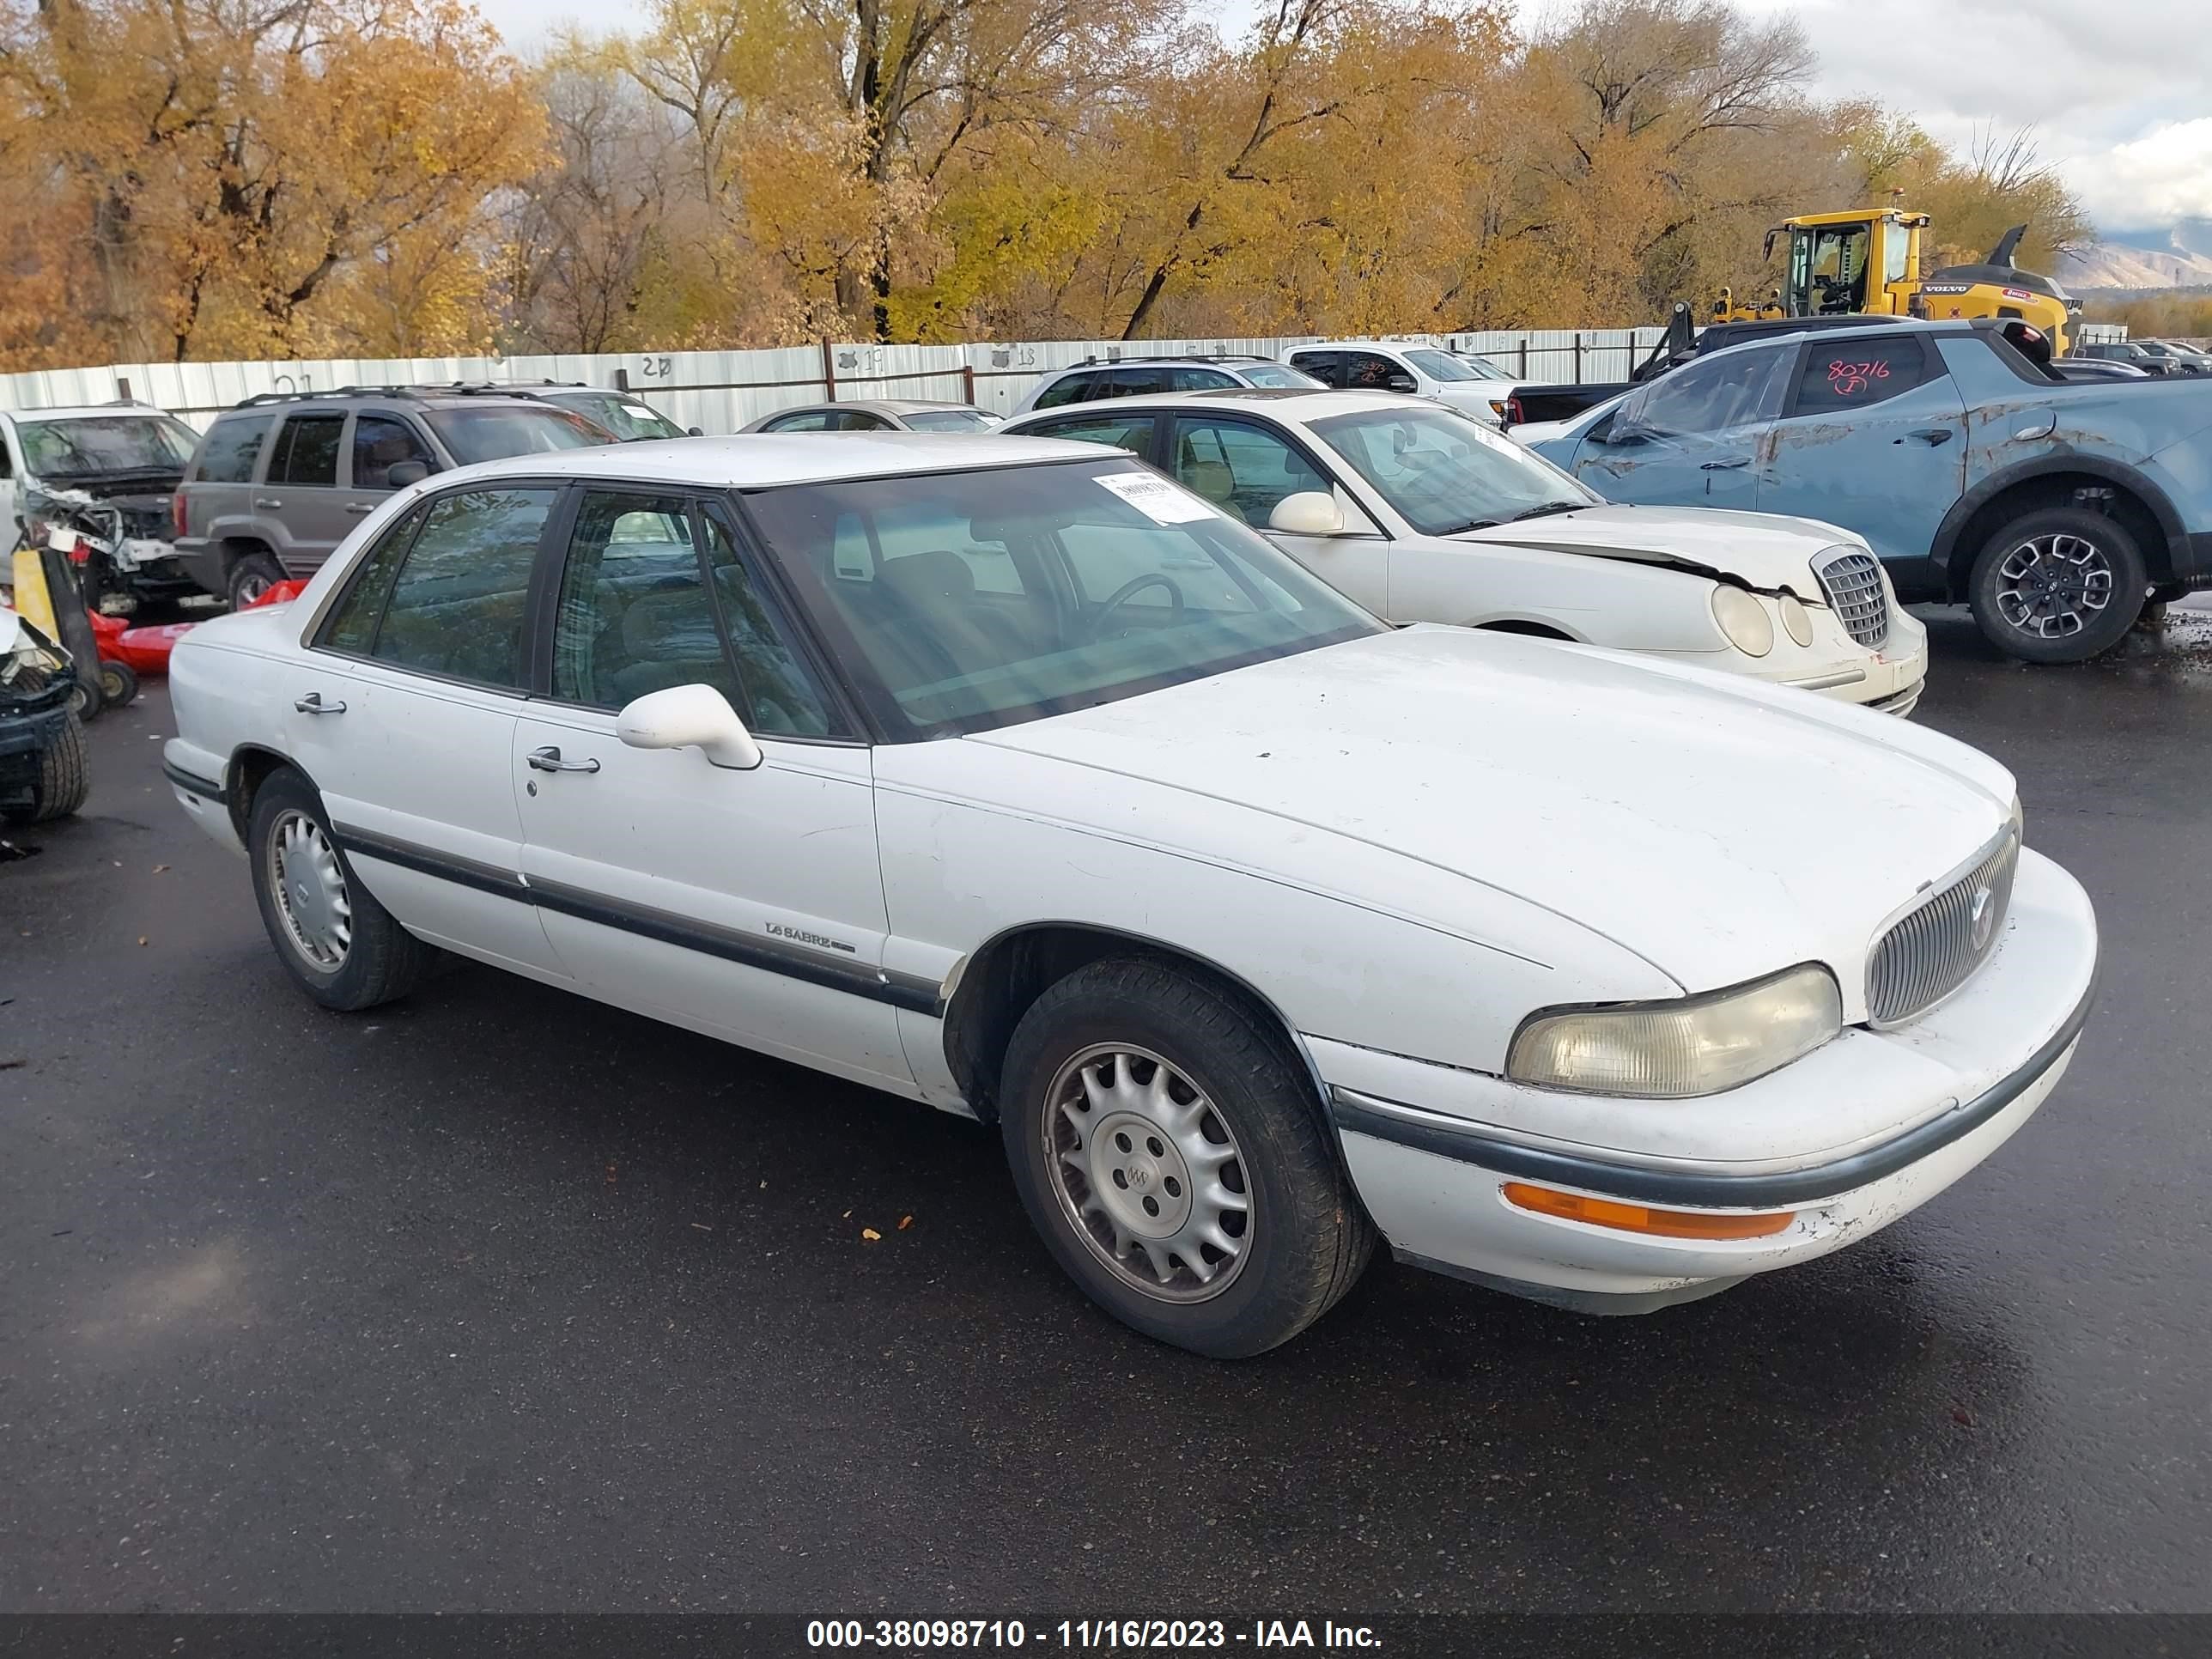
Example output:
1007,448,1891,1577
2,714,89,824
247,769,434,1010
1968,506,2147,663
999,957,1373,1358
228,553,286,612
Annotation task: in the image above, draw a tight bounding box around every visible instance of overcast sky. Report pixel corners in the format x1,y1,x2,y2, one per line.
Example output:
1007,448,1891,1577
478,0,2211,238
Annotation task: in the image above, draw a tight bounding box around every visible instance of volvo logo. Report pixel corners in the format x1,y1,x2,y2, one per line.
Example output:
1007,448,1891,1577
1969,884,1996,951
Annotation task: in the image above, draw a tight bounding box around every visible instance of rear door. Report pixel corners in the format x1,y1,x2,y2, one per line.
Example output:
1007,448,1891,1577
287,483,568,975
511,489,912,1087
1757,333,1966,570
261,411,353,575
1284,349,1344,388
1571,343,1793,512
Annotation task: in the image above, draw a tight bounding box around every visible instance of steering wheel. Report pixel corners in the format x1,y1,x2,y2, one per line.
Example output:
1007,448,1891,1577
1087,573,1186,640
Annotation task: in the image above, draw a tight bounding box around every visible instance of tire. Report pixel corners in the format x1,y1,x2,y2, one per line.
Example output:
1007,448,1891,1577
999,956,1374,1358
3,714,89,824
98,657,139,710
228,552,286,612
1968,506,2147,663
246,768,434,1011
68,678,102,723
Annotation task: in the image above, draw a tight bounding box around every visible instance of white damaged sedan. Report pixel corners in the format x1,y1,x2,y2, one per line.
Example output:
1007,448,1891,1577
1005,390,1929,714
163,434,2094,1357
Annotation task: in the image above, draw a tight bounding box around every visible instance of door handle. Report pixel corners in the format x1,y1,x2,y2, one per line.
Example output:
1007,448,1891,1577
254,496,283,508
294,692,345,714
527,745,600,775
1902,428,1954,446
1700,458,1752,471
344,502,376,515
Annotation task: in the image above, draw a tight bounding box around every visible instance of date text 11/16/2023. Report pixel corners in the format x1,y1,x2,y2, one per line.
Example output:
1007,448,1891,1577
805,1620,1383,1650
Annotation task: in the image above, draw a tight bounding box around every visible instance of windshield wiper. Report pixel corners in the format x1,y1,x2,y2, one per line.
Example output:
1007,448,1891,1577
1507,501,1591,522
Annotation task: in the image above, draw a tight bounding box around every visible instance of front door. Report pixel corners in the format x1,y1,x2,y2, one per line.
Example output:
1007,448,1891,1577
512,489,912,1090
262,410,355,577
288,483,568,975
1164,411,1390,614
1571,343,1795,512
1758,333,1966,573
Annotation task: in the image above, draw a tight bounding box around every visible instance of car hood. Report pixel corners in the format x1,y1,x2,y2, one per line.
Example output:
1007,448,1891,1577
1451,504,1856,593
967,626,2014,1002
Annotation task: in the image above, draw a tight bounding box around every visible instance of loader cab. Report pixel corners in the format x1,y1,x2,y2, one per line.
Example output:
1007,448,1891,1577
1766,211,1926,319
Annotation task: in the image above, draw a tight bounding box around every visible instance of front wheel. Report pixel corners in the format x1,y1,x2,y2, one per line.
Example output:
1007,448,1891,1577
247,768,434,1010
999,957,1373,1358
1968,507,2147,663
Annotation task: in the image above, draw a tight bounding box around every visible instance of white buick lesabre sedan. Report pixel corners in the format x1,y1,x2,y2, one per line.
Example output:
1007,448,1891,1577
163,434,2095,1358
1004,390,1929,714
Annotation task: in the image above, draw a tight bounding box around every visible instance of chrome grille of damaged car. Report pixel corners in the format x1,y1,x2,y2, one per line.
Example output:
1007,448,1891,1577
1866,829,2020,1027
1815,549,1890,650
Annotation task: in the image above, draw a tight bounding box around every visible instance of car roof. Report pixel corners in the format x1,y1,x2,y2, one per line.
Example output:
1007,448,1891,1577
214,387,581,417
3,403,176,422
769,399,983,416
434,432,1105,490
1692,317,1977,361
1010,387,1436,421
1045,356,1275,373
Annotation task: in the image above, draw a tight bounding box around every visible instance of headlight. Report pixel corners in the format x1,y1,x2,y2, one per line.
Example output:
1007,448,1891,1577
1778,593,1814,647
1711,586,1774,657
1507,964,1843,1097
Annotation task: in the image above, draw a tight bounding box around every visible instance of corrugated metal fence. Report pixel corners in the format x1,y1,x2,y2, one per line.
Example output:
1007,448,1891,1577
0,330,1670,434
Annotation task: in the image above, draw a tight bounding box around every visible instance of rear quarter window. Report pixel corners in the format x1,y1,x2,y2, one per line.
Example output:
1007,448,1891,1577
192,415,276,483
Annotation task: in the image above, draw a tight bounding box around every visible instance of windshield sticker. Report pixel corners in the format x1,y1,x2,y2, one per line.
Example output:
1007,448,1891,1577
1095,472,1216,524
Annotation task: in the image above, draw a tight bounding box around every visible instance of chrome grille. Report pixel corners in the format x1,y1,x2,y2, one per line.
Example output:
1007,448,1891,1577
1816,549,1891,650
1866,831,2019,1026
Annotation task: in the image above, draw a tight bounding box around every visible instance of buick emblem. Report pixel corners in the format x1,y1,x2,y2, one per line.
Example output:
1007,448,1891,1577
1969,884,1996,951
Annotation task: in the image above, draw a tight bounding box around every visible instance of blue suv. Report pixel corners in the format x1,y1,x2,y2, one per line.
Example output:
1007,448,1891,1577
1523,319,2212,662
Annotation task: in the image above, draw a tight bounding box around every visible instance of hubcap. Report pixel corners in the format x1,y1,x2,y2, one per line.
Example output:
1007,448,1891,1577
268,809,351,969
1995,532,2113,639
1042,1044,1251,1303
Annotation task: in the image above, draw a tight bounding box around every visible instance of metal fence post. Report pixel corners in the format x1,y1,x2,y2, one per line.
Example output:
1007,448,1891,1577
820,340,838,403
117,375,133,401
962,363,976,404
1572,334,1582,381
614,368,630,392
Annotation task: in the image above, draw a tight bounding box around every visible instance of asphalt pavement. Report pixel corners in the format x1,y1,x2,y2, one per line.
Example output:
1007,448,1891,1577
3,605,2209,1614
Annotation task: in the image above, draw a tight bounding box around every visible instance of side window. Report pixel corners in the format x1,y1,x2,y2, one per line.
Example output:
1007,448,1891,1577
1104,367,1170,397
1624,346,1791,437
1031,372,1097,410
698,507,842,738
832,410,892,431
317,505,426,655
1287,351,1343,387
1024,411,1157,457
552,490,737,711
350,415,436,489
766,410,834,432
1170,417,1331,526
194,415,275,483
1790,337,1932,415
0,436,11,480
269,414,345,486
1167,368,1237,392
370,487,556,689
1343,352,1412,392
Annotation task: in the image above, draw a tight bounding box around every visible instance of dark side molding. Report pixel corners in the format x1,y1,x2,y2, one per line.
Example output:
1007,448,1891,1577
161,761,228,804
1331,972,2096,1208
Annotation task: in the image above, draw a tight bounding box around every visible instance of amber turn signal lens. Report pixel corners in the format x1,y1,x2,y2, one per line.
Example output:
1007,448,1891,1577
1502,1182,1795,1240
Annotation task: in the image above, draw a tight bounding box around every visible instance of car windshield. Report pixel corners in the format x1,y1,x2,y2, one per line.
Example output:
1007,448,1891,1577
17,416,198,477
1311,405,1596,535
555,393,685,441
1401,349,1483,383
900,409,1000,433
425,406,612,464
1237,362,1325,389
744,456,1382,739
1451,353,1514,380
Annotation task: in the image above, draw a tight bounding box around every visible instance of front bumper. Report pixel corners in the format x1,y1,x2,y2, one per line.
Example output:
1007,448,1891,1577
1778,608,1929,714
1317,846,2096,1311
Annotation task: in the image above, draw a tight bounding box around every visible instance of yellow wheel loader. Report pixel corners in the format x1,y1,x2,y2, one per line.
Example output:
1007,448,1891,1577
1711,210,2080,354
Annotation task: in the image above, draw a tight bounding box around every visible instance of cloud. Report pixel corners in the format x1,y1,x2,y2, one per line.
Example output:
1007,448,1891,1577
2080,120,2212,229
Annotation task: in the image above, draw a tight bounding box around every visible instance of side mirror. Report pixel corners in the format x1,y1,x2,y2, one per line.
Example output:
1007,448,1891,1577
1384,372,1418,394
386,460,429,488
1267,491,1348,537
688,426,705,437
616,684,763,771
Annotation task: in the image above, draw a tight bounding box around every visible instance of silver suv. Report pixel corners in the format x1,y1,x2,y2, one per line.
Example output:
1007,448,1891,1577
1011,355,1323,414
176,386,613,607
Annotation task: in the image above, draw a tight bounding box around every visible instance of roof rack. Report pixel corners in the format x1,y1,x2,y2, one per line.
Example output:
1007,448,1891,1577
234,385,433,407
1066,353,1271,368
